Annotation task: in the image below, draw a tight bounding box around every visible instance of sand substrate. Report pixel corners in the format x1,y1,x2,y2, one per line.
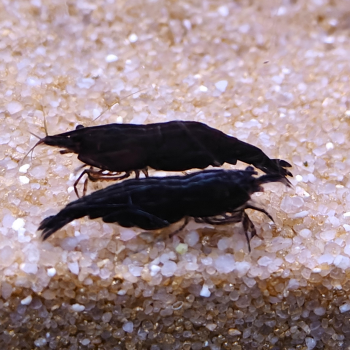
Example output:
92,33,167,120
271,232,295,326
1,0,350,349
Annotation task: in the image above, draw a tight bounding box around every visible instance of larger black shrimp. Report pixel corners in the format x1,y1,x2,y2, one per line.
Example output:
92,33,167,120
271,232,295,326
38,167,290,251
29,121,292,197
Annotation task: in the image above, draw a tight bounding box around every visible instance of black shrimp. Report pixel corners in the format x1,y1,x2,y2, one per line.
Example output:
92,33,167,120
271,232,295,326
28,121,292,197
38,167,289,251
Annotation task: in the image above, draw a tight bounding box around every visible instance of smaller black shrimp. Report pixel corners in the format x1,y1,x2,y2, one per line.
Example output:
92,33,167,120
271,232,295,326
38,167,290,251
27,120,292,197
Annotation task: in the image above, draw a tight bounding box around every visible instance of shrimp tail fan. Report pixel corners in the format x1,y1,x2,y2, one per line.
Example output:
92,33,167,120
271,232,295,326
38,204,86,240
257,173,291,188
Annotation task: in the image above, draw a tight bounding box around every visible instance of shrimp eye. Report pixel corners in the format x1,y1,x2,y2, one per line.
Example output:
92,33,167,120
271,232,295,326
76,124,84,130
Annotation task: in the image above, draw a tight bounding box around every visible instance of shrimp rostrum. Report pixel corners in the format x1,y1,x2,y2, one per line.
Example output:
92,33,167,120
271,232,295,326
38,167,290,251
30,121,292,196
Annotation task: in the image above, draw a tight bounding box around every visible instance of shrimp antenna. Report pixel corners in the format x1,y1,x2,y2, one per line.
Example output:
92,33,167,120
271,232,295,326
93,87,148,122
30,131,42,140
36,103,49,136
32,99,49,136
43,109,48,136
20,104,49,165
20,134,45,165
